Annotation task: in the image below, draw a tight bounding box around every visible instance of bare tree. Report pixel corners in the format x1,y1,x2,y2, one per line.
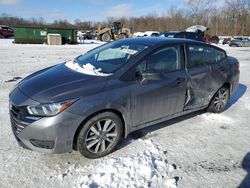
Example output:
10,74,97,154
225,0,250,35
74,19,93,30
0,1,249,36
185,0,215,25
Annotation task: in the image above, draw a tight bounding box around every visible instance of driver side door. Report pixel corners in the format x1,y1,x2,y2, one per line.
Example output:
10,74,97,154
129,45,187,127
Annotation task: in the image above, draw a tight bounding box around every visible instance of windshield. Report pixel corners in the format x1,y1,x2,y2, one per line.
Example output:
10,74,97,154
65,41,149,76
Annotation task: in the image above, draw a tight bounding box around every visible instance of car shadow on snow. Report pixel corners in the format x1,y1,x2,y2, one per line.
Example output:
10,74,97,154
118,83,247,151
239,152,250,188
118,110,205,150
226,83,247,110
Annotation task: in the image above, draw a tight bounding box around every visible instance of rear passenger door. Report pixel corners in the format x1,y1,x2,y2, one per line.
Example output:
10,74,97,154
184,44,214,110
209,48,228,97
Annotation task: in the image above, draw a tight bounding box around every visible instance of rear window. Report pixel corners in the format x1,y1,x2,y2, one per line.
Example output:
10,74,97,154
187,45,214,67
175,32,185,38
185,33,196,40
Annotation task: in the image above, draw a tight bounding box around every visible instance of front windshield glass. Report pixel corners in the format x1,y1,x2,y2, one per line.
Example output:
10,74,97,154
65,41,149,76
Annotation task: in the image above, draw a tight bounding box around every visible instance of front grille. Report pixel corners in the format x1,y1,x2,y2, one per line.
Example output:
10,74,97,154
9,103,40,136
10,112,28,135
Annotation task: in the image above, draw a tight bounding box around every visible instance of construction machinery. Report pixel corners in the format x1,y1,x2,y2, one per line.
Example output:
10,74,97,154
96,22,131,42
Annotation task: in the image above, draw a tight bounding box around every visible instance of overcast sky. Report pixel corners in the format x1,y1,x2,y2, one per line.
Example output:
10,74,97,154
0,0,225,23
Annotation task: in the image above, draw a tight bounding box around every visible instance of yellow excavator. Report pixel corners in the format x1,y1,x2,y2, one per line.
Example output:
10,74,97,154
96,22,131,42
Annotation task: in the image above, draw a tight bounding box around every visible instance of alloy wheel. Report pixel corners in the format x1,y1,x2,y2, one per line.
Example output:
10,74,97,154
85,119,118,154
213,88,229,111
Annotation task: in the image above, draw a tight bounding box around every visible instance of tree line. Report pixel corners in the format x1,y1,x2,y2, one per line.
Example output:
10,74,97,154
0,0,249,36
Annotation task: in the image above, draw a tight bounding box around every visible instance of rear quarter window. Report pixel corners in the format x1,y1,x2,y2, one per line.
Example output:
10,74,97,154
187,45,214,68
215,49,226,63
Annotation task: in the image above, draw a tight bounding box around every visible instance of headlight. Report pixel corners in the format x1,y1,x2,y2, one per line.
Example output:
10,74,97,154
27,99,77,116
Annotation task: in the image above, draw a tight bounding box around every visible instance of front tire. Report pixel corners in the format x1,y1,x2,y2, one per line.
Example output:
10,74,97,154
101,33,111,42
207,86,230,113
119,33,127,39
77,112,123,158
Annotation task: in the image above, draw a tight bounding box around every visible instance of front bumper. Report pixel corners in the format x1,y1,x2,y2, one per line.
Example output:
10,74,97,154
11,110,83,154
9,88,83,154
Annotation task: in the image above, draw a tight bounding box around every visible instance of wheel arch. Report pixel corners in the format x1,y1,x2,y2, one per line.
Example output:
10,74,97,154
214,82,231,98
73,108,127,150
207,82,231,113
207,82,231,106
222,82,232,97
222,82,231,88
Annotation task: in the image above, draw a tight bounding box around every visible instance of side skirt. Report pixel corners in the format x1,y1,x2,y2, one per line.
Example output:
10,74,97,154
128,106,207,135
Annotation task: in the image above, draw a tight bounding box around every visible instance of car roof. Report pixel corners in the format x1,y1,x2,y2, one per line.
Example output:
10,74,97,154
160,31,180,36
119,37,226,54
120,37,204,46
161,31,202,34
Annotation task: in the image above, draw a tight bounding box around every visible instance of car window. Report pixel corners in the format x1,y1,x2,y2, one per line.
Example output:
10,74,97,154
215,49,226,63
144,46,181,73
186,33,204,41
161,32,179,38
185,33,196,40
97,48,127,61
187,45,214,67
175,32,185,38
74,42,149,74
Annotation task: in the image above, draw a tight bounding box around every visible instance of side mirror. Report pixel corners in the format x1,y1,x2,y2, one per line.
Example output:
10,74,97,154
139,71,162,84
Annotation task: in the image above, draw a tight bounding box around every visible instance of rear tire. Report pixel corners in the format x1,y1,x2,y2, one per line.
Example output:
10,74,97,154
207,86,230,113
77,112,123,158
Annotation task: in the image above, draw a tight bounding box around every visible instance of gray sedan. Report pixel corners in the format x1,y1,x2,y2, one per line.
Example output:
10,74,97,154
229,38,250,47
9,37,240,158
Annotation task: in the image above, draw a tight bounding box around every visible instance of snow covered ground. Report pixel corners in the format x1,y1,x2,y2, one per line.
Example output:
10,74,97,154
0,39,250,188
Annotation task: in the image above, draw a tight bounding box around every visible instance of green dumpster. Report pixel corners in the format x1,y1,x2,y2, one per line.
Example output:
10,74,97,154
13,26,77,44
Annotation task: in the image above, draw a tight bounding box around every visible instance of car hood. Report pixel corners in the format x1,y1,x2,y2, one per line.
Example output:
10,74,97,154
18,63,109,103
